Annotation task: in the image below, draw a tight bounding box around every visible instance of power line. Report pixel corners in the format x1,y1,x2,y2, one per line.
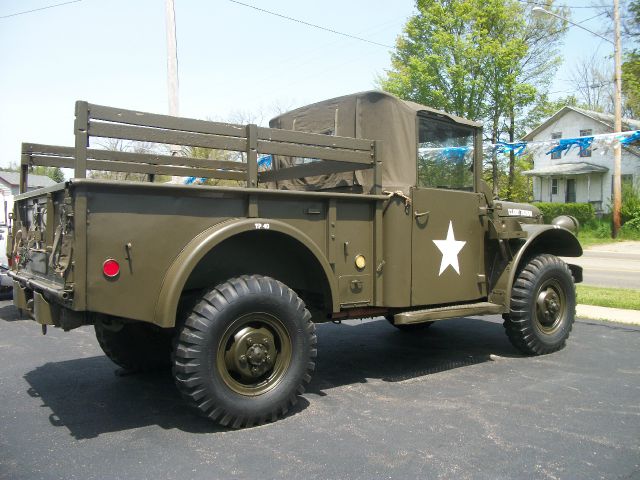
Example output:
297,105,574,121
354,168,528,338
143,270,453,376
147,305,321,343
227,0,394,49
517,0,605,9
577,11,609,24
0,0,82,19
544,10,610,39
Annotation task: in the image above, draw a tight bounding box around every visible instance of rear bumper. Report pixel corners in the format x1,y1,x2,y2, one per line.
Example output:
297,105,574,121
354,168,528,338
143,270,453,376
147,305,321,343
11,274,86,330
12,281,57,325
9,271,71,303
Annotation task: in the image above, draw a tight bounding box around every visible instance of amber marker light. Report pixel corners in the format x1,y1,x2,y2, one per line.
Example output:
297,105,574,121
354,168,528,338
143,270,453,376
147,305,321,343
355,254,366,270
102,259,120,278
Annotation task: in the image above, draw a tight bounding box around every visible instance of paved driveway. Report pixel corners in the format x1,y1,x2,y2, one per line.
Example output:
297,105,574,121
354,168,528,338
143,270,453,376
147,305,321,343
1,301,638,480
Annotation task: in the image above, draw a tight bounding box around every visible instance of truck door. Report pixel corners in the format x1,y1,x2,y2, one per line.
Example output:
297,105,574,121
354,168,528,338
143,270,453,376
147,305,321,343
411,117,486,306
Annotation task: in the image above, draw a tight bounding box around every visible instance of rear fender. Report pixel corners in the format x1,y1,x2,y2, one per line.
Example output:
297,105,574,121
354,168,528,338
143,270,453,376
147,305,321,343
154,218,338,328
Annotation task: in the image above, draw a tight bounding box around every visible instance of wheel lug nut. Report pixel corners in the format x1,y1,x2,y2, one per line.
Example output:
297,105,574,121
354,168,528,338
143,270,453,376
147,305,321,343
266,355,272,362
239,355,246,364
262,337,269,344
246,337,253,346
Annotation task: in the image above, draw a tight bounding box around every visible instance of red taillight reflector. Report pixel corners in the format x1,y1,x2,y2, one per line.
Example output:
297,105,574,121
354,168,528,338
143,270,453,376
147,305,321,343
103,259,120,278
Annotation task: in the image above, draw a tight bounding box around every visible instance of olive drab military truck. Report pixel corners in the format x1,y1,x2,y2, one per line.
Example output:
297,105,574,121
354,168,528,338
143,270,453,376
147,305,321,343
9,91,583,428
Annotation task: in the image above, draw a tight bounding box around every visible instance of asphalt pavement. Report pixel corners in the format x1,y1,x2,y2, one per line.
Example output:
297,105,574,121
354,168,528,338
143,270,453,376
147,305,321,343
1,301,638,480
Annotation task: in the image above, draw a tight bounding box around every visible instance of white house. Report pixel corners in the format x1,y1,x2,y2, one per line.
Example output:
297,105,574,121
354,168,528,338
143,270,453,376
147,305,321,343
522,106,640,214
0,172,57,225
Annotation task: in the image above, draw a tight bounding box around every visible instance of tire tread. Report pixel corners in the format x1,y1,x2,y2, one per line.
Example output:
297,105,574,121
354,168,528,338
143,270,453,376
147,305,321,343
173,275,316,428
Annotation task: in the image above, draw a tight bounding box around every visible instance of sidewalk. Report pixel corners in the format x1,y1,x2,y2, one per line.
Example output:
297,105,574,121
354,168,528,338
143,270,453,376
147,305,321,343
574,241,640,324
577,304,639,325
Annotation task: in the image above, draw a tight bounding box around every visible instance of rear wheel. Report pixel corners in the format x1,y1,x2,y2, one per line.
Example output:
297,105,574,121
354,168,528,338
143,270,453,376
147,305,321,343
173,275,316,428
95,318,173,371
503,254,575,355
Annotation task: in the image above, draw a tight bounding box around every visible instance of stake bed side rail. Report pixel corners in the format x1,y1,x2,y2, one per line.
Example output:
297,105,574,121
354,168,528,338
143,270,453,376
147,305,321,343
20,101,381,194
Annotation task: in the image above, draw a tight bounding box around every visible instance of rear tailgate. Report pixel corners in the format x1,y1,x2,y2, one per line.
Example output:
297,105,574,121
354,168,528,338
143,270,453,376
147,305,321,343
10,183,74,314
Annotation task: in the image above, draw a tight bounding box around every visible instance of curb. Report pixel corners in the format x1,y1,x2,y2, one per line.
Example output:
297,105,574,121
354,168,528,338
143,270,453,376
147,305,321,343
577,304,639,325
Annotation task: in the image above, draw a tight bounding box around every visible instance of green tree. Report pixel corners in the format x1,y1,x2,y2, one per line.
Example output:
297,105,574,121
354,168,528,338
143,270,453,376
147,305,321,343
184,146,243,187
380,0,567,198
380,0,495,120
623,56,640,116
519,94,579,136
623,0,640,117
32,166,65,183
503,3,568,199
0,163,64,183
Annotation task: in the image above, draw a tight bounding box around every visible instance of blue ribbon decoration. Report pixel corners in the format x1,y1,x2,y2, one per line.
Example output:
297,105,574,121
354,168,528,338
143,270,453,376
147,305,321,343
621,130,640,145
184,176,206,185
546,136,594,157
440,146,469,162
258,154,272,170
495,141,527,156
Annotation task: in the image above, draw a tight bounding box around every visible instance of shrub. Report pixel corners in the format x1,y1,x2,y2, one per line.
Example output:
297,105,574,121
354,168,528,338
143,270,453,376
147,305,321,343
587,219,613,238
532,202,595,225
621,216,640,233
621,183,640,225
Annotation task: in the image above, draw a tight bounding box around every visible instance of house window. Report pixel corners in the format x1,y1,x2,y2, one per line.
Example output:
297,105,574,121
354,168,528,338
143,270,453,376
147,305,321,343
579,129,592,157
551,178,558,195
551,132,562,160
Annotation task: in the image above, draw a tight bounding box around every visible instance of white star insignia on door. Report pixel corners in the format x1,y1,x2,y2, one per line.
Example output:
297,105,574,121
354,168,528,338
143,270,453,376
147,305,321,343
432,221,466,276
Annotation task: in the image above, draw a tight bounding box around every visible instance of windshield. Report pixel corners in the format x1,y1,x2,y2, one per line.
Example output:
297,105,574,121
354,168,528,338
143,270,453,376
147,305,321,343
418,116,475,191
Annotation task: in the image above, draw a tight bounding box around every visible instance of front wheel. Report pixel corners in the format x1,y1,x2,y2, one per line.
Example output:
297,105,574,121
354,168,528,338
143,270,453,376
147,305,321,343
173,275,317,428
503,254,576,355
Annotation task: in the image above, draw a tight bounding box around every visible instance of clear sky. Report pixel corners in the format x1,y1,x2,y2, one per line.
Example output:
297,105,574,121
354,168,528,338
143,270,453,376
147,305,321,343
0,0,615,169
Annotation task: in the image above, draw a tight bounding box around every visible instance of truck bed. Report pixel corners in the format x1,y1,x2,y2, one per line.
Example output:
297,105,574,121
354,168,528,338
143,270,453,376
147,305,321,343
9,102,385,329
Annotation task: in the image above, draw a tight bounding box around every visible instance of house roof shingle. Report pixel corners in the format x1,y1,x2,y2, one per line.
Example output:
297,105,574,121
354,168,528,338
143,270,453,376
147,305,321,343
523,106,640,141
522,162,609,177
0,171,57,188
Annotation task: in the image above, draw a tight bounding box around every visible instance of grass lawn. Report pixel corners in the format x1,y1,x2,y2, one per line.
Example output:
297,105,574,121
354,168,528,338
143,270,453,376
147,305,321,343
577,235,619,248
576,285,640,310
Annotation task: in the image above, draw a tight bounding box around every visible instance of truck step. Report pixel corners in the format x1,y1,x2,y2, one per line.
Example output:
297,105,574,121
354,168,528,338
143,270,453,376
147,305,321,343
394,301,505,325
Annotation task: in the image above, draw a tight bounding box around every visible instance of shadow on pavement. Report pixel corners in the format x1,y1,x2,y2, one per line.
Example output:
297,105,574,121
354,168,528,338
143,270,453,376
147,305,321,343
23,316,519,439
0,302,29,322
24,357,240,439
308,316,521,393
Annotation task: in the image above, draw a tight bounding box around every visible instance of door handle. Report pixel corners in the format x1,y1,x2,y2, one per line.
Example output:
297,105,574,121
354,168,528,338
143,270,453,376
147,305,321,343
414,211,430,219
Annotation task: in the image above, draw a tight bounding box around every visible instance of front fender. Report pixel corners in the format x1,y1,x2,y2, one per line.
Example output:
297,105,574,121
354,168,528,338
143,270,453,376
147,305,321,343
493,224,583,307
153,218,338,328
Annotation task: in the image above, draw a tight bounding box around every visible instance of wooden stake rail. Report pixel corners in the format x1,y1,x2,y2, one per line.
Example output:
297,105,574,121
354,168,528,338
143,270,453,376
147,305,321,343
20,101,379,194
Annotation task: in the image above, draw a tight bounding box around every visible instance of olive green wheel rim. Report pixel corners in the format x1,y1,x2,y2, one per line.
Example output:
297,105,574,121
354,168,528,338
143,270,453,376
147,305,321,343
534,279,567,335
216,313,292,396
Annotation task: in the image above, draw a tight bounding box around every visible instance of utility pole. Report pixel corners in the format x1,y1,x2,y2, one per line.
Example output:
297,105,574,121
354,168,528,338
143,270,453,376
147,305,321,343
533,5,623,238
612,0,623,237
165,0,180,157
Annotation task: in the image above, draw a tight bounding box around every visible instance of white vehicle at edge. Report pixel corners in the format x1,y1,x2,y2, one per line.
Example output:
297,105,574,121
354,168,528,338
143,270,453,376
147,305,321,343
0,223,12,290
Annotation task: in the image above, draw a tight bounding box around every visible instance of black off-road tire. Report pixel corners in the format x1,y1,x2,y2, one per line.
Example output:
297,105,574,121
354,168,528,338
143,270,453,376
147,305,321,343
385,315,434,332
95,319,173,371
173,275,317,428
503,254,576,355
